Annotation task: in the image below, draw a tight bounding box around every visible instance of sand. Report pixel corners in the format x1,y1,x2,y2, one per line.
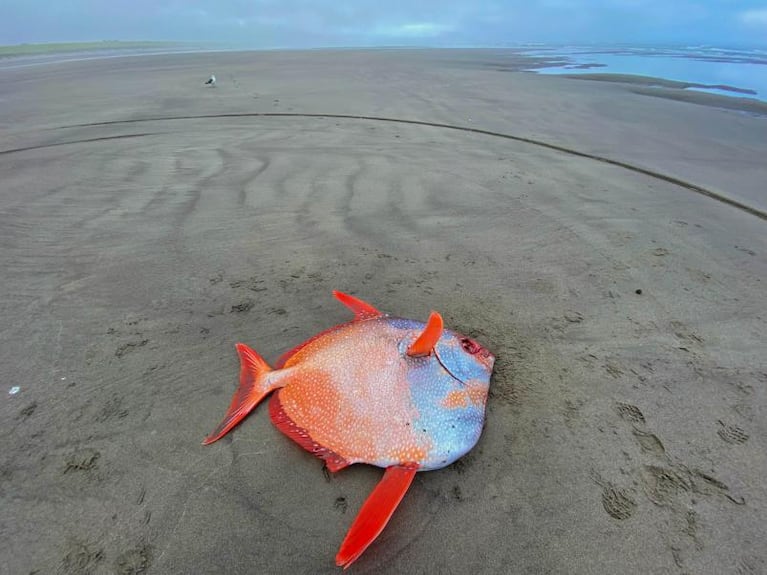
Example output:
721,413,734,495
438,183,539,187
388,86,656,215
1,49,765,574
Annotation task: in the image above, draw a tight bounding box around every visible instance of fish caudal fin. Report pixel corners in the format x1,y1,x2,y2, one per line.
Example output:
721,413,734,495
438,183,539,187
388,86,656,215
335,465,418,569
202,343,275,445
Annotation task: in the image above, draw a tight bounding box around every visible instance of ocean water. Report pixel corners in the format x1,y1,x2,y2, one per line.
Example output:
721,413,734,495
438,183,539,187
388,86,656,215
522,46,767,100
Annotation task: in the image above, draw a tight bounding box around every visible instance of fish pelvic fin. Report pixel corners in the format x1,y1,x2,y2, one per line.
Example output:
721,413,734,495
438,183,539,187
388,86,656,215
407,311,443,357
335,465,418,569
333,290,383,320
202,343,278,445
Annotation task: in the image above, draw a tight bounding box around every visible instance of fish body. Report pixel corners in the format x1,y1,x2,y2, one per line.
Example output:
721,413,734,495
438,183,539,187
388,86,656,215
204,291,494,567
275,315,492,471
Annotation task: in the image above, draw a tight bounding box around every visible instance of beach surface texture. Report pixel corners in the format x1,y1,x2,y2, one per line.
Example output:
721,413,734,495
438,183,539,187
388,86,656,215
1,49,766,574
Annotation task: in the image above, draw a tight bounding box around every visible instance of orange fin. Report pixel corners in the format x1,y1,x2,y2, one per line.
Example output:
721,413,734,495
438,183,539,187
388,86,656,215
202,343,275,445
333,290,383,320
335,465,418,569
407,311,443,357
268,390,350,472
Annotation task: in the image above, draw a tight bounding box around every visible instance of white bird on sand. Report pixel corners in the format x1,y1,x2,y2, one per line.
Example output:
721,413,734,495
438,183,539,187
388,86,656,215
204,74,216,87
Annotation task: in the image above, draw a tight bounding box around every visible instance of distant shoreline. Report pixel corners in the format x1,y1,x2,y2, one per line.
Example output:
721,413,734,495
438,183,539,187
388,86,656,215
560,72,756,95
519,45,766,103
2,43,764,114
558,73,767,115
0,41,193,57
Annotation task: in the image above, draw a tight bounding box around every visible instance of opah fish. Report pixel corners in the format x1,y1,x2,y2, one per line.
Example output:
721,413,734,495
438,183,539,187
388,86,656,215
204,291,494,568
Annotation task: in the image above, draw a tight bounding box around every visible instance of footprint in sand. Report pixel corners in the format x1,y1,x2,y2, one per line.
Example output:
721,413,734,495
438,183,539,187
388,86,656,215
601,484,637,520
59,539,104,575
616,402,645,424
63,448,100,474
717,420,749,445
735,555,765,575
114,544,153,575
632,428,666,458
640,465,692,507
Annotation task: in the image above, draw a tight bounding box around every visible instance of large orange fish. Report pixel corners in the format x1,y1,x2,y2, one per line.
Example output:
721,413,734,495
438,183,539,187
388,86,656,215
203,291,495,568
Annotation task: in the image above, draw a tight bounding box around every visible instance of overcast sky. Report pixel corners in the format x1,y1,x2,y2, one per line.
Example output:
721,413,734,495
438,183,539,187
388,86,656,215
3,1,767,48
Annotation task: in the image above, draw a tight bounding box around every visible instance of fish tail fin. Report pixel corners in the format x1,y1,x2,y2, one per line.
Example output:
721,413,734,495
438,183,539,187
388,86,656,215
335,465,418,569
202,343,275,445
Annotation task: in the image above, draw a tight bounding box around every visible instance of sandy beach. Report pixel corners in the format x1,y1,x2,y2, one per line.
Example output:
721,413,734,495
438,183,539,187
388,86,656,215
1,49,766,574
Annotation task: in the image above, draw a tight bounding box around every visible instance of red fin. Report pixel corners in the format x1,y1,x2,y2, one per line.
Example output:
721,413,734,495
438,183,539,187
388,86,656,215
407,311,443,357
335,465,418,569
333,290,383,320
202,343,274,445
268,391,350,472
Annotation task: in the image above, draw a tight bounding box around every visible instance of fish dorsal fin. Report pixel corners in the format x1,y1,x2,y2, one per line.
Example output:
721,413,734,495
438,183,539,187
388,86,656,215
335,465,418,569
407,311,443,357
333,290,383,320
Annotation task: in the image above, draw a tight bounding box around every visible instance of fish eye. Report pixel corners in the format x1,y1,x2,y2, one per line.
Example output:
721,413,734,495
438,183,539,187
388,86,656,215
460,338,481,354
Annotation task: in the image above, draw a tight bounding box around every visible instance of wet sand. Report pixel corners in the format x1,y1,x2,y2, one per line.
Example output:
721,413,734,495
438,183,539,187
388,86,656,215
1,49,766,574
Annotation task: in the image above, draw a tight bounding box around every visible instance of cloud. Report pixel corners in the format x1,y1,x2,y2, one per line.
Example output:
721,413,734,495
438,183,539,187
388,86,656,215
375,22,454,38
3,0,767,47
738,8,767,26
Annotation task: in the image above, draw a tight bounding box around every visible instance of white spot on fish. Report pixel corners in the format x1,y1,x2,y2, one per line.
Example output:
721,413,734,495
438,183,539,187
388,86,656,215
9,386,20,395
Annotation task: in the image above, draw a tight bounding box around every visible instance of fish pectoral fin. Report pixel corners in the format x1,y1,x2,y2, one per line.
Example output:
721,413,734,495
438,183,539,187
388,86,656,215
202,343,276,445
333,290,383,320
407,311,443,357
335,464,418,569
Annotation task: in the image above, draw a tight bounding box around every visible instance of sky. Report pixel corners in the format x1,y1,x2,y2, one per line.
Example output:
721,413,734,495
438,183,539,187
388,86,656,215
2,0,767,48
